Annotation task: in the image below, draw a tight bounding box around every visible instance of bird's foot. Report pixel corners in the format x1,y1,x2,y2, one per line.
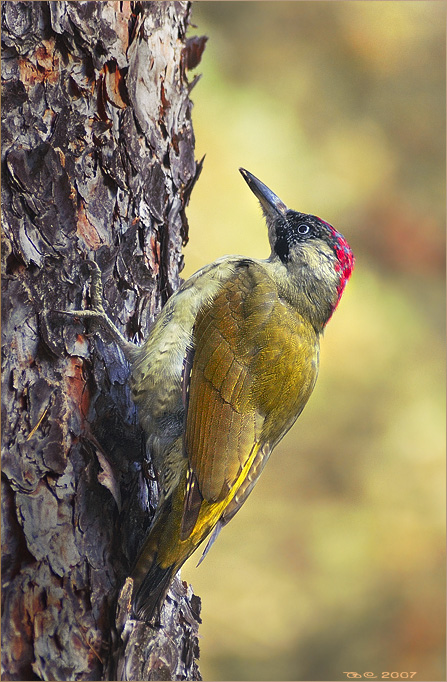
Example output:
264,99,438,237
57,260,138,361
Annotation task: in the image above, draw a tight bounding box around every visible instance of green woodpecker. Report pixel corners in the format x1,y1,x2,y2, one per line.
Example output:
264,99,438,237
65,169,354,622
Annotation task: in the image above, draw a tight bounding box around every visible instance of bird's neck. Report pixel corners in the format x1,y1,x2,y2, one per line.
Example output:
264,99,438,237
263,258,341,333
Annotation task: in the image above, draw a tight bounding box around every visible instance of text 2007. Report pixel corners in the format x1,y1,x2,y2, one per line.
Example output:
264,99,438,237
343,673,417,679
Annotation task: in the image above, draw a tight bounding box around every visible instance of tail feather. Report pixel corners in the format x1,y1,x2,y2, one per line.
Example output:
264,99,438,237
132,556,177,622
196,519,223,566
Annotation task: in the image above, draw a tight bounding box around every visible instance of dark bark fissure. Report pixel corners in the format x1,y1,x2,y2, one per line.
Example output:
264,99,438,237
1,2,205,680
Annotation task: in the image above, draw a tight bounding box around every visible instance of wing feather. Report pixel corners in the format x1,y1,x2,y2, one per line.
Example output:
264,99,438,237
183,262,319,515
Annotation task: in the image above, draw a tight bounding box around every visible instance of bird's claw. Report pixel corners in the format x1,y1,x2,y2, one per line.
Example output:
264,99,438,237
58,260,138,361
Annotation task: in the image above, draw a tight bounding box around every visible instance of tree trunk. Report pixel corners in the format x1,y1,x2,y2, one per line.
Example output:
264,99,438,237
1,2,205,679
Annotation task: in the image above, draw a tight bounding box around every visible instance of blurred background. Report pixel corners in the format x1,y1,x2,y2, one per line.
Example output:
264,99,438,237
181,3,446,680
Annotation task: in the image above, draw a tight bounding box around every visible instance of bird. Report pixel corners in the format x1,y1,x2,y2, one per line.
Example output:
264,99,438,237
63,168,354,622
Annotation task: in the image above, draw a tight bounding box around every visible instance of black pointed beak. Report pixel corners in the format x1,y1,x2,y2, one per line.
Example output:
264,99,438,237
239,168,288,219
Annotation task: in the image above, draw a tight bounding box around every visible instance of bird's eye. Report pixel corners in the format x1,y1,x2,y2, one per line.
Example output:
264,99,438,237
298,224,310,235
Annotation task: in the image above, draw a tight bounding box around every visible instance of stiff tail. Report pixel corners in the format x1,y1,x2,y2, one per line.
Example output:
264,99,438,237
132,556,177,622
130,471,215,621
130,498,181,622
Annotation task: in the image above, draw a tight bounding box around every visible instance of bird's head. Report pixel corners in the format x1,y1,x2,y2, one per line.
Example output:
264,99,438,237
240,168,354,330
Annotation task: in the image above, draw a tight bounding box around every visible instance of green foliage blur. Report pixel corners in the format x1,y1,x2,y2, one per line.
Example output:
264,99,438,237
181,3,446,680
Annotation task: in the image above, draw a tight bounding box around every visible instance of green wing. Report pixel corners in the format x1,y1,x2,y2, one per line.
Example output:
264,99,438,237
182,261,319,535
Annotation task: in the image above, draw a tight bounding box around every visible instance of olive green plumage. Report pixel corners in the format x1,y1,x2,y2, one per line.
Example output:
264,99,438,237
128,169,354,621
62,169,353,621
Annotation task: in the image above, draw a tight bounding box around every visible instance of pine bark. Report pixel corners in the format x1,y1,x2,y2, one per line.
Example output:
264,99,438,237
1,2,205,680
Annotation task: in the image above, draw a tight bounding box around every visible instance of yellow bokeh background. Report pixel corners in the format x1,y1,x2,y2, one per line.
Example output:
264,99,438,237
181,3,445,680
